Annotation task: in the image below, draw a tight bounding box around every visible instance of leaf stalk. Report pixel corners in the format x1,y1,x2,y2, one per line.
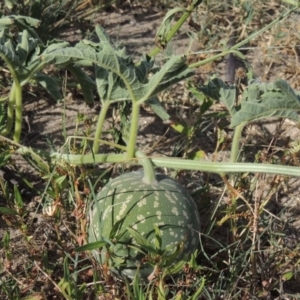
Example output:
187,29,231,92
13,80,23,142
230,122,247,163
93,100,111,154
148,1,202,57
126,102,140,159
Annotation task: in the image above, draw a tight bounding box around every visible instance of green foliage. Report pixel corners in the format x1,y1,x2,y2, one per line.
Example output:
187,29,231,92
0,16,57,140
1,0,96,41
197,77,300,126
0,14,97,141
196,76,300,163
42,25,193,105
155,7,187,49
0,147,10,168
232,79,300,127
57,255,87,300
42,24,194,155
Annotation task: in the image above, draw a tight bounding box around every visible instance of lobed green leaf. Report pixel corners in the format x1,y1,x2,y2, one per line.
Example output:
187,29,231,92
231,79,300,127
142,55,193,103
67,64,95,104
42,26,193,107
34,73,62,101
0,39,21,69
197,77,236,116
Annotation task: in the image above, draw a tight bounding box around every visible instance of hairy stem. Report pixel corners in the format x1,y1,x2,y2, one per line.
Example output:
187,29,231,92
126,102,140,159
13,81,23,142
148,1,202,57
230,122,247,163
93,101,110,154
46,151,300,178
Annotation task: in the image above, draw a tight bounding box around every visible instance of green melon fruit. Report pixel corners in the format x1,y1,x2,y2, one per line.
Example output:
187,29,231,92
88,170,201,279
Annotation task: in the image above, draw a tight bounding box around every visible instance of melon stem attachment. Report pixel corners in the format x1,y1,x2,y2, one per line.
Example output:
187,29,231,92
135,150,157,185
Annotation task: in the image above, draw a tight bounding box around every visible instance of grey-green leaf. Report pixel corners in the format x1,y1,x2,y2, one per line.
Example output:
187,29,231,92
147,97,170,122
142,55,194,102
0,17,14,30
34,73,62,101
13,15,41,28
275,79,299,102
0,42,21,69
42,26,193,106
155,7,187,48
4,0,17,9
231,80,300,127
95,66,130,103
219,81,237,116
67,64,95,104
197,77,236,116
135,54,154,83
16,29,38,65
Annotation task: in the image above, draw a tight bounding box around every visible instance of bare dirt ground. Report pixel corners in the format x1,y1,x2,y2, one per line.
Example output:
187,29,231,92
1,3,300,298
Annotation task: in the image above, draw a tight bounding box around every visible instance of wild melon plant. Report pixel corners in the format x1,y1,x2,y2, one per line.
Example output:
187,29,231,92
0,14,94,142
2,0,300,290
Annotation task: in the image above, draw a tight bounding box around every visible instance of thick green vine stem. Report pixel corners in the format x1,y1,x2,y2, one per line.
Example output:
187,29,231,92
48,151,300,178
127,102,140,159
135,150,157,185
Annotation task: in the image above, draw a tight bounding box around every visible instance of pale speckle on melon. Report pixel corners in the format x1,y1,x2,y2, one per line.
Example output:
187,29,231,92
183,210,188,219
165,191,177,204
172,207,179,216
137,198,147,207
137,215,146,223
156,210,162,220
